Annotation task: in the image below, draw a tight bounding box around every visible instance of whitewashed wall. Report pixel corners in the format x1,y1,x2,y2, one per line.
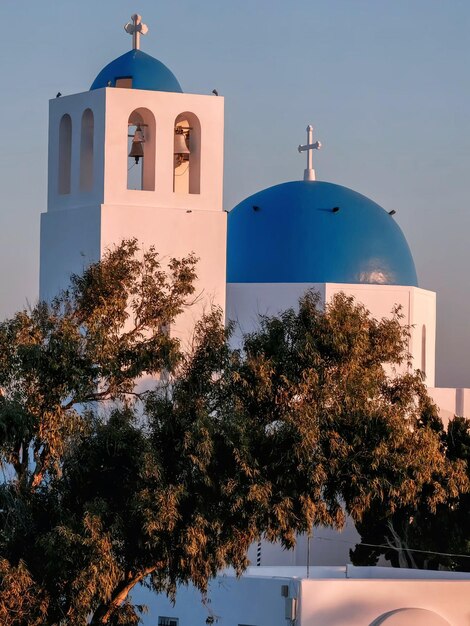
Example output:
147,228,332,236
227,282,436,385
41,86,226,348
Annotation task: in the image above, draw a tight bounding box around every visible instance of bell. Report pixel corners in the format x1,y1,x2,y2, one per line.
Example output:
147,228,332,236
174,129,190,160
133,125,145,143
129,125,145,163
129,141,144,164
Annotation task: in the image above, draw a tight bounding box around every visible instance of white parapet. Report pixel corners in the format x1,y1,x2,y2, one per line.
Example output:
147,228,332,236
129,566,470,626
227,282,437,387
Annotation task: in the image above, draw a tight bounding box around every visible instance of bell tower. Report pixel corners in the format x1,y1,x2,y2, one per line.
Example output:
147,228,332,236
40,15,226,345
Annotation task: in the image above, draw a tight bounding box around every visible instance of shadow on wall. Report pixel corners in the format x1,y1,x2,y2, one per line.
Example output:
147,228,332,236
308,600,391,625
306,600,453,626
371,608,451,626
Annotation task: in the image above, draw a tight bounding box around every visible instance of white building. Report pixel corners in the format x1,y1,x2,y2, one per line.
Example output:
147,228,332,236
38,14,470,626
40,13,226,349
132,566,470,626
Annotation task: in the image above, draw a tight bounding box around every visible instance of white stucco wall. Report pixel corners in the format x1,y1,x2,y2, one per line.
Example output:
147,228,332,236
48,87,224,214
324,283,436,386
131,568,470,626
39,205,101,301
300,577,470,626
227,282,436,385
100,204,226,348
246,518,361,568
427,387,470,422
48,90,106,213
40,202,226,348
42,85,227,347
131,574,300,626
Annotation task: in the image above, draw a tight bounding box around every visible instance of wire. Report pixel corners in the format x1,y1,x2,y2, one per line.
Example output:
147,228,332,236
312,535,470,560
128,162,137,172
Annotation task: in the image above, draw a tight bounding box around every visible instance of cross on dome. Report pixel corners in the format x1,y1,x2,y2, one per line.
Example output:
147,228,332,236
298,125,322,181
124,14,149,50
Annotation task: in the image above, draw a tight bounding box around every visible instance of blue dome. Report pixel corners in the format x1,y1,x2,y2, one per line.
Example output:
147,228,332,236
227,180,418,286
90,50,182,93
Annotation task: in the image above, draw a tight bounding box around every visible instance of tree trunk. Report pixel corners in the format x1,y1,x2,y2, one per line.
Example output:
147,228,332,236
89,567,155,625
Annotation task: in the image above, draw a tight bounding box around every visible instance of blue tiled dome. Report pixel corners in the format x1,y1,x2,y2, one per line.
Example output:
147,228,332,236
90,50,182,93
227,180,418,286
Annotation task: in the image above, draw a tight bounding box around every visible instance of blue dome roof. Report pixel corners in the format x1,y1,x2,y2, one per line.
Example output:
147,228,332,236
90,50,182,93
227,180,418,286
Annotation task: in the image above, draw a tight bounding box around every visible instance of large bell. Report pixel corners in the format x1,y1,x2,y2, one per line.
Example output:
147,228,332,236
129,125,145,163
174,129,190,164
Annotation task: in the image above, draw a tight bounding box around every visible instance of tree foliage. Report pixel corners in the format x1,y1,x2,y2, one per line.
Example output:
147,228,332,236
350,409,470,571
0,241,467,624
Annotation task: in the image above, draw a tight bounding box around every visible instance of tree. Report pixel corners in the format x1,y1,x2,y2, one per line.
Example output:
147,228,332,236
350,408,470,571
0,243,467,624
0,239,198,624
0,239,197,493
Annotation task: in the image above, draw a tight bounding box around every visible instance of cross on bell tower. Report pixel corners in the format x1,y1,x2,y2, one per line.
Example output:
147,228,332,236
124,14,149,50
298,125,322,181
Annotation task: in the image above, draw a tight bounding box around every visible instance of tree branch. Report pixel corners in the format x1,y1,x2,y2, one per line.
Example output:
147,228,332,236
90,567,156,625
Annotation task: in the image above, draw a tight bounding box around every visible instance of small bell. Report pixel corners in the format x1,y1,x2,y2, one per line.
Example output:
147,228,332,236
174,128,190,166
129,125,145,163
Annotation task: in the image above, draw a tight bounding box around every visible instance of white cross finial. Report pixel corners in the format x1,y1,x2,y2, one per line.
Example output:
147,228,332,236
124,14,149,50
298,125,322,181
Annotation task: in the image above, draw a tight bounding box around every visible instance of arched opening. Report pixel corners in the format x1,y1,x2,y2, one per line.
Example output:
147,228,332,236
80,109,94,192
127,108,156,191
173,112,201,195
421,324,426,377
372,607,451,626
58,114,72,195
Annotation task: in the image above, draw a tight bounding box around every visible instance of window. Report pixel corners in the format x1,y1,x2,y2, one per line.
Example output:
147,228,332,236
116,77,133,88
58,114,72,195
158,617,179,626
127,108,156,191
80,109,94,192
173,112,201,195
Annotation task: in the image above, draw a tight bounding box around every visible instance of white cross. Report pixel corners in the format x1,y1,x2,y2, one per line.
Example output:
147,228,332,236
124,14,149,50
298,125,322,181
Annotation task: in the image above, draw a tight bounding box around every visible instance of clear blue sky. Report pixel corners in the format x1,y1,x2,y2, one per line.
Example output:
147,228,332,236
0,1,469,386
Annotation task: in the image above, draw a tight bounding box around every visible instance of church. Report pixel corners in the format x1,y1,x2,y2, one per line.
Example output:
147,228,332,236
38,14,470,626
